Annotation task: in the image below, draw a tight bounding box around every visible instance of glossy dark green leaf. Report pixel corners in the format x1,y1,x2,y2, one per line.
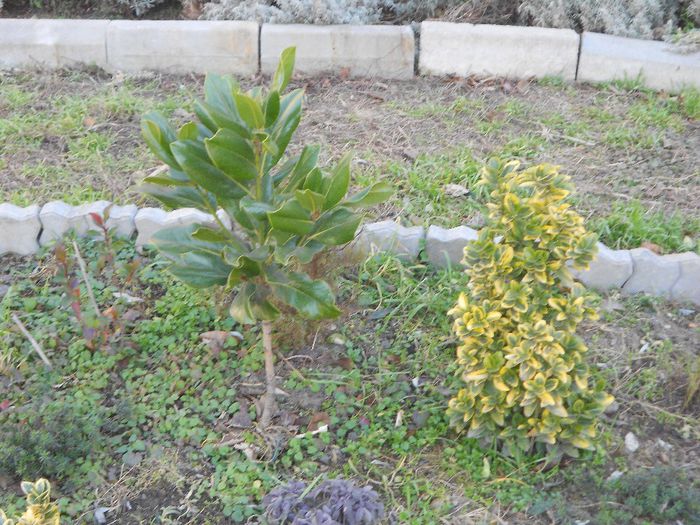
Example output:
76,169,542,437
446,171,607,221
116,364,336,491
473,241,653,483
308,208,361,245
264,90,280,128
272,154,300,186
193,100,219,133
239,196,275,222
323,153,351,210
171,140,250,200
234,93,265,129
262,135,279,157
204,74,238,112
192,226,231,243
204,129,257,183
141,112,178,168
295,189,325,213
282,145,320,190
344,181,393,209
167,251,233,288
269,89,303,164
152,224,231,257
275,239,325,265
230,282,279,324
271,46,296,93
177,122,199,141
197,100,251,139
267,199,314,235
142,172,191,187
302,167,323,193
266,267,340,319
141,185,214,212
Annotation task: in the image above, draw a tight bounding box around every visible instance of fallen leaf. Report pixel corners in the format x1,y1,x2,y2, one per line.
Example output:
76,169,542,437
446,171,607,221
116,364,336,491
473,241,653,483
444,183,470,198
386,354,402,365
230,397,252,427
200,330,241,356
516,78,530,91
308,411,330,432
113,292,143,304
0,400,10,411
394,409,404,427
333,357,354,370
641,241,663,254
233,442,258,462
83,116,96,128
122,309,141,322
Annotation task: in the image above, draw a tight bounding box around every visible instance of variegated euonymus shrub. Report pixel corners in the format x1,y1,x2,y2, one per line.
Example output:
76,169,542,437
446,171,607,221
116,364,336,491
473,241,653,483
139,48,390,426
448,159,613,457
0,479,60,525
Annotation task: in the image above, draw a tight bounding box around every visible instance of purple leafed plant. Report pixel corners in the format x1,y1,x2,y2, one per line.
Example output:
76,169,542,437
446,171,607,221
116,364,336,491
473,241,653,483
263,478,385,525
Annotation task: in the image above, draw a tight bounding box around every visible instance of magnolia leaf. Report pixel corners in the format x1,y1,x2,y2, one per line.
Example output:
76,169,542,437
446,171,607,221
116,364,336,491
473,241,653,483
230,282,279,324
141,112,178,168
344,181,393,209
177,122,199,141
152,224,232,257
269,88,303,163
268,199,314,235
171,140,249,199
168,252,233,288
295,189,326,213
282,145,320,190
322,153,351,210
192,226,231,243
271,46,296,92
308,208,361,246
275,239,325,265
204,129,258,183
264,90,281,128
302,167,323,193
143,167,191,186
196,100,250,138
141,184,215,211
265,268,340,319
233,93,265,129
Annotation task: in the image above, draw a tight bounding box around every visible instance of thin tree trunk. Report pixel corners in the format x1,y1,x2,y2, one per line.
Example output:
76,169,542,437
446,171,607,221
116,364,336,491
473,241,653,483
260,320,276,428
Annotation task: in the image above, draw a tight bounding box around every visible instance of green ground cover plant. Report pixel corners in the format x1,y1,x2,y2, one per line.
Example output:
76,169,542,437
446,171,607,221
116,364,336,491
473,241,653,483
0,228,698,522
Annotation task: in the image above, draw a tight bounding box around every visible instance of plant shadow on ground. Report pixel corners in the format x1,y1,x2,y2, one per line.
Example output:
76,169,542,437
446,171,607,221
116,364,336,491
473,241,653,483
1,69,698,253
0,235,698,524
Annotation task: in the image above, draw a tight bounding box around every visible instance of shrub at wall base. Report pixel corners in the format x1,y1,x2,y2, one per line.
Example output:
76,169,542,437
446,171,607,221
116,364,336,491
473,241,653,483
448,159,614,458
139,47,390,426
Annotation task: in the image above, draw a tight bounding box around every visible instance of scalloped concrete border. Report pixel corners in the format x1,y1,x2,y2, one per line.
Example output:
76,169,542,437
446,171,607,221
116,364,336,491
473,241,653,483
1,202,698,306
0,19,698,89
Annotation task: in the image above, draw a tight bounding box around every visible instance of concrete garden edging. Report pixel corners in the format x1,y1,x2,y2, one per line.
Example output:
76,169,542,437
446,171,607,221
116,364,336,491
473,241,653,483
261,24,415,80
0,19,698,89
578,32,700,92
1,202,698,306
418,22,580,81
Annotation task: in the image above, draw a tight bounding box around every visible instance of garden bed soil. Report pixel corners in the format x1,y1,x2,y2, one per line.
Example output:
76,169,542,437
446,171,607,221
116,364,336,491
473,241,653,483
1,69,698,227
